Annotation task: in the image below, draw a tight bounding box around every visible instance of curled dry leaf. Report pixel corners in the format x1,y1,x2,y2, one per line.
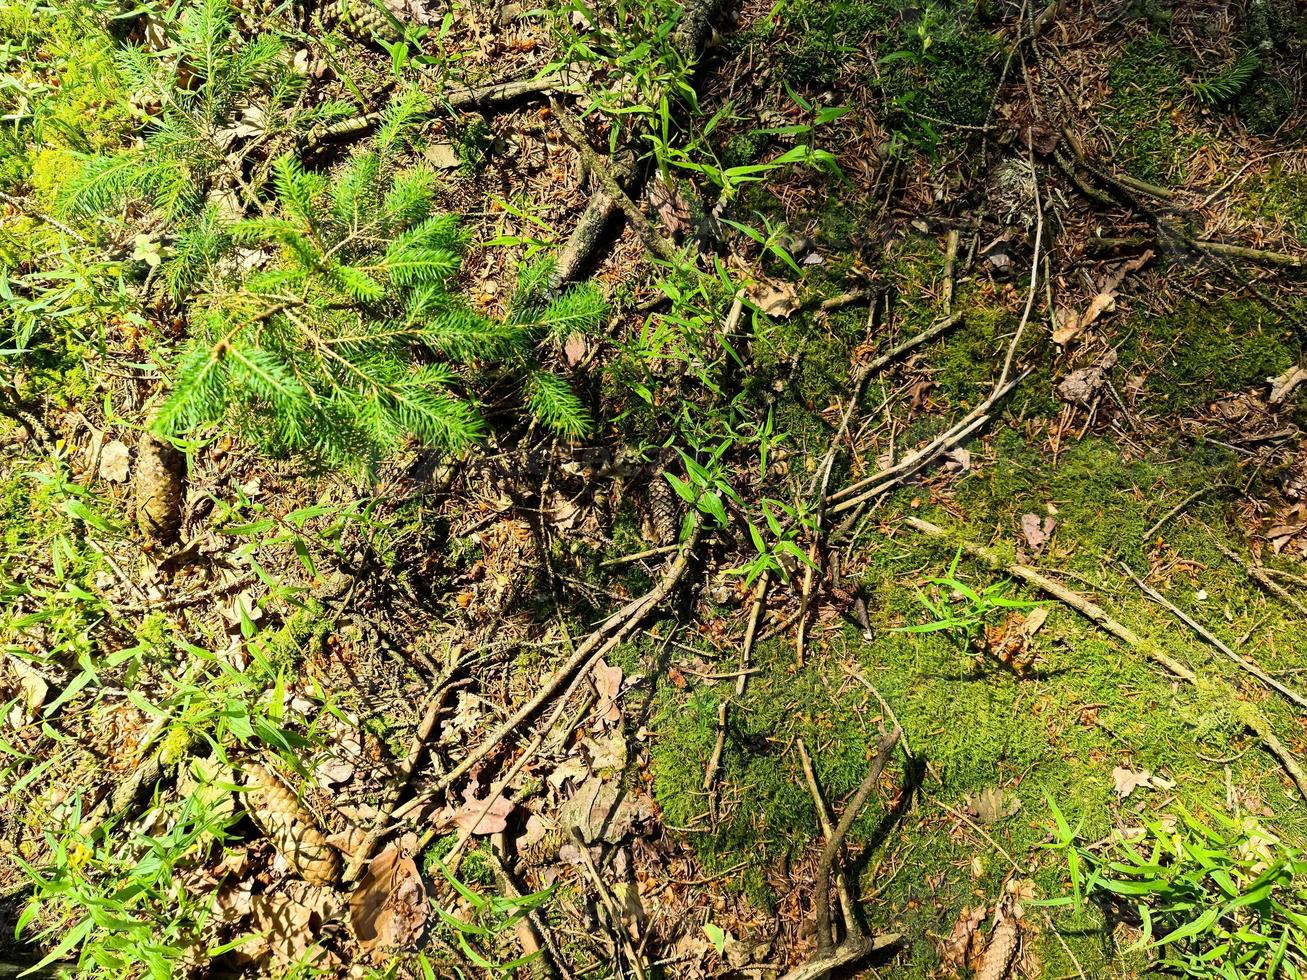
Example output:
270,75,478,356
747,278,800,319
1052,251,1153,345
941,905,987,972
1112,765,1175,798
1268,364,1307,406
99,440,131,483
349,845,428,959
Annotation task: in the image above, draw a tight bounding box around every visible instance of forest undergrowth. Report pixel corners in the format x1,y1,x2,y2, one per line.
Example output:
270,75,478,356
0,0,1305,977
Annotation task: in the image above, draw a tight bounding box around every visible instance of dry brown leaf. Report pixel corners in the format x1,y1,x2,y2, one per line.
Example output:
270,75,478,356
250,882,340,967
99,440,131,483
558,774,653,847
1020,513,1053,550
1053,251,1153,345
941,905,987,971
969,786,1022,826
564,331,588,367
349,846,428,958
424,142,460,169
593,657,623,724
747,279,800,319
1112,766,1175,798
451,783,514,835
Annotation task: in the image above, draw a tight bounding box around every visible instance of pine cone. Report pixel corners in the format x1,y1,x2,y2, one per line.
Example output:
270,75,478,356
647,472,680,545
134,426,184,547
976,915,1019,980
243,765,341,886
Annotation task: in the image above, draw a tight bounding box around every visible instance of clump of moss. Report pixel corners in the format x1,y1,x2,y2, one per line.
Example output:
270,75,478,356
760,0,998,150
1241,169,1307,243
1102,35,1199,184
0,9,135,195
1116,296,1295,412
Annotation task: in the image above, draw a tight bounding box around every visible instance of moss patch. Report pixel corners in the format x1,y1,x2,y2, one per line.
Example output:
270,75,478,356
1101,35,1201,184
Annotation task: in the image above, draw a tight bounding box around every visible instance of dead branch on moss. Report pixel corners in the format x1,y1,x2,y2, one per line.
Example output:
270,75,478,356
905,517,1307,799
703,570,769,822
1211,541,1307,618
827,371,1026,520
796,739,856,941
1119,562,1307,711
781,727,902,980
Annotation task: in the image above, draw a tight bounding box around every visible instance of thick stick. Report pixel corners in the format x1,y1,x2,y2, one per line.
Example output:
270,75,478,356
809,728,901,969
550,0,724,286
797,740,856,941
344,675,462,882
779,933,901,980
553,104,677,264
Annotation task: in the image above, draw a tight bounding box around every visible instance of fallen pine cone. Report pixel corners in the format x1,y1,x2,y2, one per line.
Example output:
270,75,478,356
134,419,184,546
242,764,341,886
976,913,1020,980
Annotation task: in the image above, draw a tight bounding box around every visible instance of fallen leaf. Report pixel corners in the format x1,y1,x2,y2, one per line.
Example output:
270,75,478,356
941,905,987,971
969,786,1022,825
1112,766,1175,799
451,783,514,835
972,789,1019,825
8,657,48,712
547,756,588,790
649,179,692,238
1020,513,1054,551
747,279,800,319
349,846,427,959
99,440,131,482
564,332,588,367
558,774,653,846
424,142,460,169
593,657,623,724
252,882,340,966
1053,251,1153,345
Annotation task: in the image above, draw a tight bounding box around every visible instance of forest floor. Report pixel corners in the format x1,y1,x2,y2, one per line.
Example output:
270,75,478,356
1,0,1306,977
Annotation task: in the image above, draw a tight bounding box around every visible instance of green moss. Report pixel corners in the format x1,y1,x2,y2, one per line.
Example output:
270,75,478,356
1241,168,1307,243
1102,35,1200,184
649,412,1307,976
763,0,998,150
1117,297,1297,412
0,8,135,194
